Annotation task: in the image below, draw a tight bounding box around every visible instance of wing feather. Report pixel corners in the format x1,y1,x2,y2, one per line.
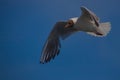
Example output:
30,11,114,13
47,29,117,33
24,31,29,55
81,6,99,27
40,22,67,63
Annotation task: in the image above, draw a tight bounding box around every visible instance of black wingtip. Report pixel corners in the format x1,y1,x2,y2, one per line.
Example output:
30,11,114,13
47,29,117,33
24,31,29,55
40,61,44,64
40,60,50,64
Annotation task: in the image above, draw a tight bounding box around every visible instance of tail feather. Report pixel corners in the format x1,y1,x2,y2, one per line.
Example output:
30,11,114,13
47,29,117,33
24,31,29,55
87,22,111,37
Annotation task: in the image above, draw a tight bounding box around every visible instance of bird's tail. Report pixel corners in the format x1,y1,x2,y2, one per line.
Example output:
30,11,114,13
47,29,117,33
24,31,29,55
87,22,111,37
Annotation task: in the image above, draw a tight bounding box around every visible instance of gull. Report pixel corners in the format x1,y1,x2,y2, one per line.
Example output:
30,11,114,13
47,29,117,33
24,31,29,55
40,6,111,64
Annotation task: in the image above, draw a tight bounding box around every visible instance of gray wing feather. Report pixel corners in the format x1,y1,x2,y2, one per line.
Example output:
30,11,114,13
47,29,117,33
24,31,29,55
40,22,67,63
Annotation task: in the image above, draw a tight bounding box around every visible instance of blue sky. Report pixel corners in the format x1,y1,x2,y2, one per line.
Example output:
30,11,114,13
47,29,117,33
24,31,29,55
1,0,120,80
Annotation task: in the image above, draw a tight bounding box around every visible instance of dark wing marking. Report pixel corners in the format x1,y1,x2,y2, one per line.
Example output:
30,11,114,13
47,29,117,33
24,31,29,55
92,16,99,26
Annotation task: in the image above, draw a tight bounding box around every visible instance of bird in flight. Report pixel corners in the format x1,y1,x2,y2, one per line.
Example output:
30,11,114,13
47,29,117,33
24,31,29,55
40,6,111,64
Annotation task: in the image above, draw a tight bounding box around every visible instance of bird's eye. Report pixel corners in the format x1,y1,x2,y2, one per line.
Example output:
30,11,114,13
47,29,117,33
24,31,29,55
68,22,71,24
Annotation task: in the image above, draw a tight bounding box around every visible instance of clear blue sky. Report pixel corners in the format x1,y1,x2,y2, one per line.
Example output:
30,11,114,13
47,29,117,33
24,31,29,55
1,0,120,80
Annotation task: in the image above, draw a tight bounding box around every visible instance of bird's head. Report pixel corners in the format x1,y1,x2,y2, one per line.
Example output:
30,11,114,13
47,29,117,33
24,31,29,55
65,20,74,28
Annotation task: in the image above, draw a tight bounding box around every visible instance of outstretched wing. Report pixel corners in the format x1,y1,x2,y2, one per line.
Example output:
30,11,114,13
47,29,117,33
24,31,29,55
40,21,76,63
40,21,78,63
81,6,99,27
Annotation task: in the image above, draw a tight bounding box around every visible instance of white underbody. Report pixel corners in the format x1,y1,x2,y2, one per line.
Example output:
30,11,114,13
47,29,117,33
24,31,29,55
70,17,111,37
70,17,98,32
